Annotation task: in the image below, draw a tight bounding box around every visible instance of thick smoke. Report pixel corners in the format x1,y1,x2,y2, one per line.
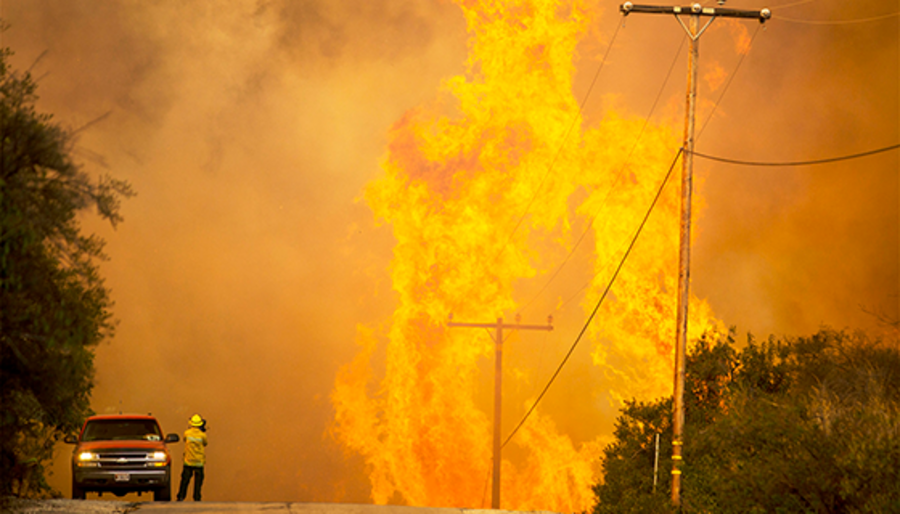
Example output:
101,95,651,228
4,0,466,502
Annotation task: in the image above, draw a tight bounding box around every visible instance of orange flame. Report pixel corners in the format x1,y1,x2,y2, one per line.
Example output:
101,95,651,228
332,0,722,509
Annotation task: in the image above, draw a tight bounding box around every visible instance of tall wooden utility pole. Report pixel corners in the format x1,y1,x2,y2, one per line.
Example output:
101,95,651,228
619,2,770,507
447,314,553,509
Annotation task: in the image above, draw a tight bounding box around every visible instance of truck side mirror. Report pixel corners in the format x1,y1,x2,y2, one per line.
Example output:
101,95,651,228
165,434,180,443
64,434,78,444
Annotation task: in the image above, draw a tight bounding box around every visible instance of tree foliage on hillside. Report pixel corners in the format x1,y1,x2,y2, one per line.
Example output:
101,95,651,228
593,328,900,513
0,45,133,497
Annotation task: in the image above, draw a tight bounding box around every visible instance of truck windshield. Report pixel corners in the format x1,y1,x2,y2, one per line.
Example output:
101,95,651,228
82,419,163,441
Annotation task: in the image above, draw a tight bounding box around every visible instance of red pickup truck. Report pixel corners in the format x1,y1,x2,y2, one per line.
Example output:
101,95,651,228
64,414,180,501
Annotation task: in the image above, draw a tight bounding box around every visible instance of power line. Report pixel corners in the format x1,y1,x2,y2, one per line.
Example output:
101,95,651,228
703,0,809,5
541,21,756,315
514,17,759,441
696,24,763,142
766,0,815,10
523,15,760,326
524,17,761,316
690,143,900,166
774,11,900,24
521,33,688,315
501,148,684,449
492,21,623,265
518,32,687,426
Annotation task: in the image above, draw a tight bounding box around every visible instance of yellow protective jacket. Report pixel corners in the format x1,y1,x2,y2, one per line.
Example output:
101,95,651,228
183,427,208,467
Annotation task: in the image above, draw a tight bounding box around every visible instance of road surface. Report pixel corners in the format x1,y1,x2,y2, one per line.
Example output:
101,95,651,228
5,499,558,514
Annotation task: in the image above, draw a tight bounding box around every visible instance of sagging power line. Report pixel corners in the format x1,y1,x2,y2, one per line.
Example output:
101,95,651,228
690,143,900,166
503,147,684,452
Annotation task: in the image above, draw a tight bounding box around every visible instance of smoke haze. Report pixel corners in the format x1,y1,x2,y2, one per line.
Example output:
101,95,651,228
2,0,896,505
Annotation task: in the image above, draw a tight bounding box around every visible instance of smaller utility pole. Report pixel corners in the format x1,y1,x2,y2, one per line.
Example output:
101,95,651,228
447,314,553,510
653,432,660,494
620,2,770,508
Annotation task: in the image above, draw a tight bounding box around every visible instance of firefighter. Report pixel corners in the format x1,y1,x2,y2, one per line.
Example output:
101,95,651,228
176,414,208,501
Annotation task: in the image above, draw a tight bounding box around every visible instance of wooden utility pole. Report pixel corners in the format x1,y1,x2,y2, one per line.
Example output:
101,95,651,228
619,2,770,507
447,314,553,509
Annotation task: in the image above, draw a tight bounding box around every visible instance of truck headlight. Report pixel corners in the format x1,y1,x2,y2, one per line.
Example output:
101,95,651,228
77,451,99,467
147,451,168,467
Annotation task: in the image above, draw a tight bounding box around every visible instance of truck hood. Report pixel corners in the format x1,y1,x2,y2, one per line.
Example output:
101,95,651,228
76,440,168,451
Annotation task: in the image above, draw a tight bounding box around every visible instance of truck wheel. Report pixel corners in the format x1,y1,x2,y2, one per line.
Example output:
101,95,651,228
154,485,171,501
72,483,86,500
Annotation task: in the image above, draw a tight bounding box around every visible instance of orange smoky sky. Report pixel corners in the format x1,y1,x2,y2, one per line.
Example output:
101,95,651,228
2,0,897,507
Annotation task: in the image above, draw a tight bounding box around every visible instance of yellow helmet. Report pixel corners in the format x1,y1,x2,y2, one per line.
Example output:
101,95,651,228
190,414,204,427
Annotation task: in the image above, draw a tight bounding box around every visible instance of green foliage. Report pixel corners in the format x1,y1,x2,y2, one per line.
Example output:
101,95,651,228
593,328,900,513
0,44,134,497
593,398,673,513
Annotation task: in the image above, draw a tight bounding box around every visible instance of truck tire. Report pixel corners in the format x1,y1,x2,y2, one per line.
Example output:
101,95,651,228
154,485,171,501
72,483,86,500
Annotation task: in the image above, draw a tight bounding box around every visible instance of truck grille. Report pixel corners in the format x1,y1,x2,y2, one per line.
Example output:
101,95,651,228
95,451,159,468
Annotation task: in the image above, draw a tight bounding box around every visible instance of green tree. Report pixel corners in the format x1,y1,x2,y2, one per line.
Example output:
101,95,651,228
593,398,673,513
593,331,741,513
689,330,900,513
594,329,900,513
0,44,133,497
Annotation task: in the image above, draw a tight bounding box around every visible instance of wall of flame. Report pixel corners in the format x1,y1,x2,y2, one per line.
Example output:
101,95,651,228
331,0,723,510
